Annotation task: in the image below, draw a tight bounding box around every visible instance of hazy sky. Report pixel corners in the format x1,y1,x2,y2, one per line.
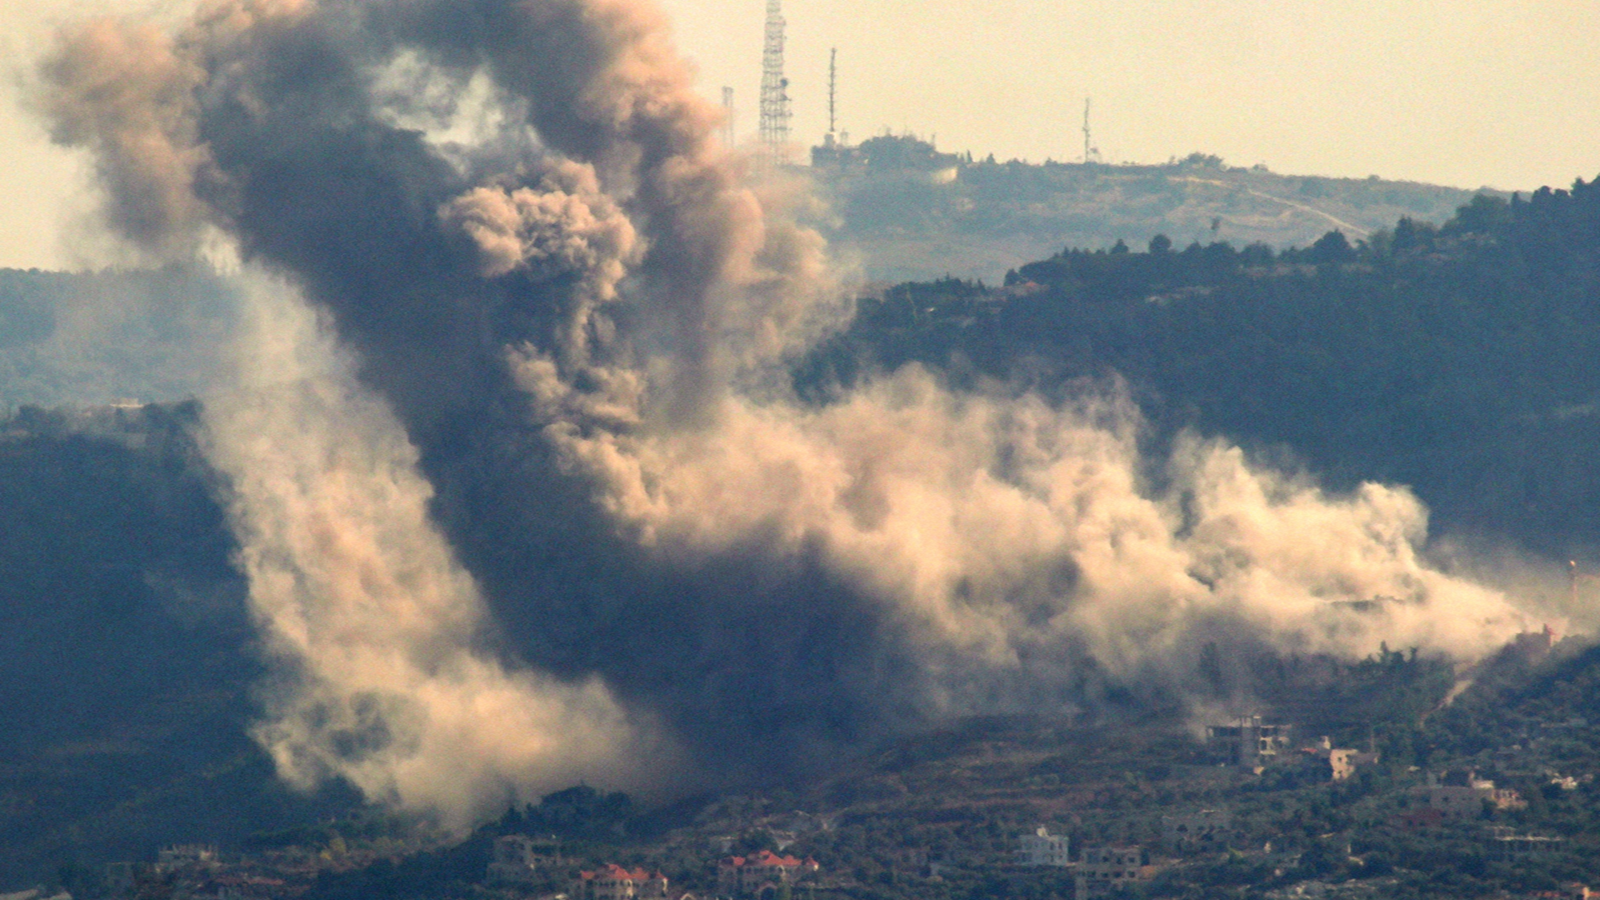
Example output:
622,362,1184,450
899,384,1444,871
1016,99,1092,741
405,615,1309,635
4,0,1599,270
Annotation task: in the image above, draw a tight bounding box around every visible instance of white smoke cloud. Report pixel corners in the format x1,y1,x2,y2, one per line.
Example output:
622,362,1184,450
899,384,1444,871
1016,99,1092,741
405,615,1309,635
201,273,675,829
523,362,1532,711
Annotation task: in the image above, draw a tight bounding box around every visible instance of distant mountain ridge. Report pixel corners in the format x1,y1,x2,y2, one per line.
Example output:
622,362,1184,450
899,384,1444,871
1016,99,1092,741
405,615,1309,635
809,136,1491,283
0,267,235,411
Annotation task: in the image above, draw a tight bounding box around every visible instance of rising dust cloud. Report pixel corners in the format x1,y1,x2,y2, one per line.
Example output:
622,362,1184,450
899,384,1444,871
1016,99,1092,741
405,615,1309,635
38,0,1538,827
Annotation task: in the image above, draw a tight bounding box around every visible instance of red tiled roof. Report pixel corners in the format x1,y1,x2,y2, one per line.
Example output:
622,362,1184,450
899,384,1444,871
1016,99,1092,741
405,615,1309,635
744,851,805,868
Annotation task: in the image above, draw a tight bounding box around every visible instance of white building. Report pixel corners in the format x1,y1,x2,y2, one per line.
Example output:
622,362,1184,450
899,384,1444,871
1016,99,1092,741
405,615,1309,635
1328,748,1379,782
1016,826,1071,867
1414,770,1526,819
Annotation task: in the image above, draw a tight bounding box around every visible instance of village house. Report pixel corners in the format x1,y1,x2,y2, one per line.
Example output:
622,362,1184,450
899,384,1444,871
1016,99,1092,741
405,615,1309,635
1206,717,1292,767
717,850,820,895
1161,809,1234,855
157,845,219,871
1513,625,1557,659
1075,846,1154,900
1328,748,1380,782
1015,826,1071,867
488,834,560,884
1413,770,1526,819
578,864,668,900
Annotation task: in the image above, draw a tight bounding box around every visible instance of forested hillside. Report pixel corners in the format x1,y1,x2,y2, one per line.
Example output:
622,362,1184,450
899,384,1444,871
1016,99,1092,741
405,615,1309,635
804,178,1600,559
5,172,1600,889
0,406,351,883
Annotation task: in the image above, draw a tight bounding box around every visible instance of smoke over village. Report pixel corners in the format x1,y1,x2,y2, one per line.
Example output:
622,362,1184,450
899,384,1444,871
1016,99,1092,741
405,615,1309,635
7,0,1600,896
24,0,1548,828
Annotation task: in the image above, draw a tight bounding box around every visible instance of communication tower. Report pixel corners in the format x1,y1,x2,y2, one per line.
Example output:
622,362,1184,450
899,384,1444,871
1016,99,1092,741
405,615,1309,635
721,86,736,148
759,0,792,160
827,48,838,140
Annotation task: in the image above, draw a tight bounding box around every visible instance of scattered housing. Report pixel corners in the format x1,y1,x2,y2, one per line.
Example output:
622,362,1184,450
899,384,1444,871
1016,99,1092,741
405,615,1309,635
578,864,669,900
717,850,820,895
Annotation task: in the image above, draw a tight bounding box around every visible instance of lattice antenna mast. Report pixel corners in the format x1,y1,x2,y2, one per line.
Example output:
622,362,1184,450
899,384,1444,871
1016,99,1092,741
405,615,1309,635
721,86,736,148
827,48,837,139
759,0,791,160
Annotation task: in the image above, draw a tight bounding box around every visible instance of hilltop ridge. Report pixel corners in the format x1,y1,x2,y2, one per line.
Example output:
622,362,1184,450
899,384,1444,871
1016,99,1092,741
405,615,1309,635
809,136,1489,283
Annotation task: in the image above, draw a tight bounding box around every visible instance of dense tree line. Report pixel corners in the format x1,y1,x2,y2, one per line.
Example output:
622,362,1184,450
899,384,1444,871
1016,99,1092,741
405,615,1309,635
803,176,1600,559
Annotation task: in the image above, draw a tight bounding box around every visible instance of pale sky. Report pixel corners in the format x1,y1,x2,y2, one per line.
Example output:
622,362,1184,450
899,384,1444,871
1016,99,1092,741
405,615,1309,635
4,0,1600,270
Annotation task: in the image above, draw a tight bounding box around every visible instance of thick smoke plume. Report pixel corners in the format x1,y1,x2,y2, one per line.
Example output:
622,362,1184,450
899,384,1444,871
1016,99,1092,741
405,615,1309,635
40,0,1539,826
202,274,673,828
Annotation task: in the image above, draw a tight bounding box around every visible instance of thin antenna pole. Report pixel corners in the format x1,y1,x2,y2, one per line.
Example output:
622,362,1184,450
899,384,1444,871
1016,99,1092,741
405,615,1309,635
1083,97,1092,164
721,86,736,148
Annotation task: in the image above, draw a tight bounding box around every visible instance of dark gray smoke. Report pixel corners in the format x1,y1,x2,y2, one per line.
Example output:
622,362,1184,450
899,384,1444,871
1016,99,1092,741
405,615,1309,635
39,0,1538,828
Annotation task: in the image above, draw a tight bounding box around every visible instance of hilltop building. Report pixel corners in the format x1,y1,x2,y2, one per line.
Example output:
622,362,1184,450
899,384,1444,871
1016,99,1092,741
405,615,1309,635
811,134,961,179
810,132,862,170
1514,625,1557,658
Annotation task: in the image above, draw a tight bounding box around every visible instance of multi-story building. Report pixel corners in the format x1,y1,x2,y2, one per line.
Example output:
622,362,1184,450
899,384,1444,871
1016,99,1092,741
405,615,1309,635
1015,826,1071,867
1161,809,1234,854
1414,770,1526,820
717,850,820,895
1206,717,1292,767
1075,847,1150,900
487,834,559,884
578,864,668,900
